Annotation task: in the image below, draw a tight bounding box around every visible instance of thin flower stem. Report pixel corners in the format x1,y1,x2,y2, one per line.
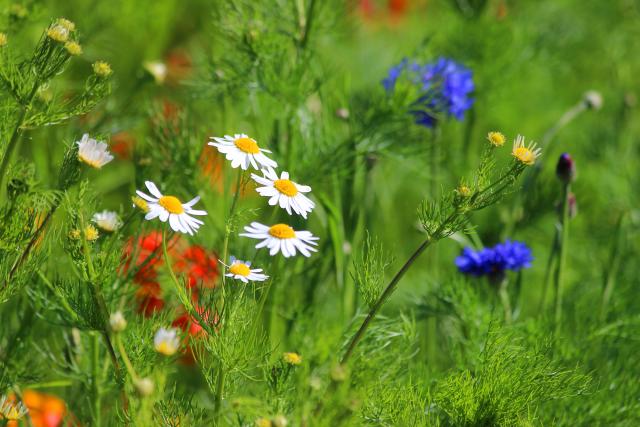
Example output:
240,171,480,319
498,280,512,324
0,81,41,193
554,183,571,335
115,334,139,382
80,219,125,412
340,208,460,364
600,213,625,322
92,333,102,427
220,169,244,300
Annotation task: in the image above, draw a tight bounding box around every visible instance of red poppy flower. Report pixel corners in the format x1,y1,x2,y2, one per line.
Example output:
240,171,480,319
174,245,219,289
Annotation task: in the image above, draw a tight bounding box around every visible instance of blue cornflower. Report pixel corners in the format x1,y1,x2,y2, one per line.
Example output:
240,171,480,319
455,240,533,278
382,57,475,128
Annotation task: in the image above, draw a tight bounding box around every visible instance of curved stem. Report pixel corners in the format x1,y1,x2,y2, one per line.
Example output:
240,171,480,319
341,237,432,364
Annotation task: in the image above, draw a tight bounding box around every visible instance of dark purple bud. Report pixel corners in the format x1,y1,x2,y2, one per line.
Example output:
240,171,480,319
556,153,575,183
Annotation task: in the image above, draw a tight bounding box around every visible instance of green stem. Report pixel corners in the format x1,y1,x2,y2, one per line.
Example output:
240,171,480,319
115,334,138,381
0,82,40,194
554,183,571,335
92,333,102,426
340,210,458,365
498,279,512,324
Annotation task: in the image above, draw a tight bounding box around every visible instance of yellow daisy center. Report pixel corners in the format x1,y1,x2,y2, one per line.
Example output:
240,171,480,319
155,341,177,356
283,352,302,365
5,407,22,420
158,196,184,214
229,262,251,277
513,147,536,165
234,137,260,154
78,153,103,169
487,131,506,147
269,224,295,239
274,179,298,197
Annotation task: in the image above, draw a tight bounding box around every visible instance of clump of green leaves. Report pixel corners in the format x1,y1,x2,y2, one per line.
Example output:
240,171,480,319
352,231,392,309
432,329,590,426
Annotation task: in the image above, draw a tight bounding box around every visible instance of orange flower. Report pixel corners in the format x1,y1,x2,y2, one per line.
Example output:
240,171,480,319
8,390,73,427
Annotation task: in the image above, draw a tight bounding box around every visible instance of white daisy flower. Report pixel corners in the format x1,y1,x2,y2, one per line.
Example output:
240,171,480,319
136,181,207,235
76,133,114,169
224,256,269,283
154,327,180,356
208,133,277,171
240,222,319,258
251,169,315,219
92,210,122,232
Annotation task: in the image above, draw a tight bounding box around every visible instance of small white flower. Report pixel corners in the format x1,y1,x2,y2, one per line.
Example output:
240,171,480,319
136,181,207,235
154,327,180,356
224,256,269,283
144,61,167,84
208,133,277,171
76,133,114,169
251,169,315,219
92,210,122,232
240,222,319,258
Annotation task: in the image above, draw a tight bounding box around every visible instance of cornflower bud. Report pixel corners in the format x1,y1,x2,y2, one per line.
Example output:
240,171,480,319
556,153,575,184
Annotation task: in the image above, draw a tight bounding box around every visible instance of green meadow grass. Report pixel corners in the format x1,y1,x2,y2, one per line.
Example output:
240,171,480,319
0,1,638,425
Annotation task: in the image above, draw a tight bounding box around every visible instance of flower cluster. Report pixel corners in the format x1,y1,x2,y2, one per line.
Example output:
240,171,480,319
383,57,474,127
455,240,533,278
209,133,319,261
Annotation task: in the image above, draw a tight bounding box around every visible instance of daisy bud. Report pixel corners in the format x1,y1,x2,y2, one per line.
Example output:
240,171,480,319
456,184,471,198
583,90,603,111
109,311,127,332
282,352,302,365
84,225,99,241
0,33,7,47
255,418,272,427
93,61,112,78
46,24,69,43
273,415,288,427
64,41,82,56
555,153,575,184
487,131,506,147
56,18,76,32
134,377,154,397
